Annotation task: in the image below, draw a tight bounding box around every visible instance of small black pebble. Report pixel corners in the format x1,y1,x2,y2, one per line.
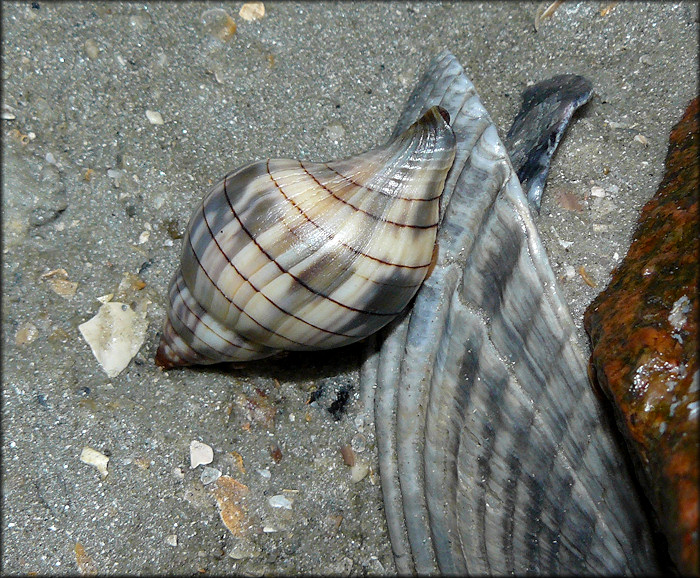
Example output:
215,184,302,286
31,2,40,10
138,259,153,275
328,386,351,421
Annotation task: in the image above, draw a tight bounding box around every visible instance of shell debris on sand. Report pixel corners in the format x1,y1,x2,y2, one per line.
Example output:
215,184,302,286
15,321,38,345
78,300,149,378
189,440,214,469
212,476,251,538
74,542,98,575
80,446,109,478
145,109,164,125
42,268,78,299
239,2,265,21
200,466,222,485
201,8,237,41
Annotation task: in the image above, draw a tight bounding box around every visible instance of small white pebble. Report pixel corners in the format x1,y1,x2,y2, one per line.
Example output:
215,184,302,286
189,440,213,469
146,109,164,125
257,468,272,479
590,186,606,198
138,231,150,244
165,534,178,547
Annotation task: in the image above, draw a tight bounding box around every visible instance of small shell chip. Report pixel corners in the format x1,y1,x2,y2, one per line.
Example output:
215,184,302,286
634,134,650,147
190,440,214,468
146,109,164,125
15,322,39,346
78,302,148,377
80,446,109,477
240,2,265,21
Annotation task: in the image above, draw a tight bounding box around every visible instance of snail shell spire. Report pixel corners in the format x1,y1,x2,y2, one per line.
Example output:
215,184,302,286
156,106,456,368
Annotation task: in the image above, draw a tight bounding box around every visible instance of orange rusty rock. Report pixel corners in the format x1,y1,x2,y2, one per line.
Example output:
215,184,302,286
584,97,698,575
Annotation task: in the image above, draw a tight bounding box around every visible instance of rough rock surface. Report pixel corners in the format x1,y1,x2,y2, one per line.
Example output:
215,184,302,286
585,97,699,576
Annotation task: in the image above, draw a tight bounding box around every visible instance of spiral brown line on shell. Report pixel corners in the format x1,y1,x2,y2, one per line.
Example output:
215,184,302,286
200,199,339,345
265,160,434,270
223,171,411,318
299,161,438,229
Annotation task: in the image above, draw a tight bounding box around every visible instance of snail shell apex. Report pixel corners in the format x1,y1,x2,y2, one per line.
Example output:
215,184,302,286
156,106,456,368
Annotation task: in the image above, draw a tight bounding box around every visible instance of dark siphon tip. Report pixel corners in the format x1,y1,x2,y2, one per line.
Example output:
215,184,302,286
435,106,450,125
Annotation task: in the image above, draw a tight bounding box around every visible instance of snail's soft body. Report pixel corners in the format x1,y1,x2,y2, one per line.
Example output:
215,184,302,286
156,106,455,368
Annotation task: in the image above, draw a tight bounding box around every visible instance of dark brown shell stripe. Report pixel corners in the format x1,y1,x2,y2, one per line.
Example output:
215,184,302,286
156,106,456,367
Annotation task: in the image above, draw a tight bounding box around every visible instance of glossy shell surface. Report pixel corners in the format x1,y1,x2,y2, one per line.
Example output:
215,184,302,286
156,106,455,368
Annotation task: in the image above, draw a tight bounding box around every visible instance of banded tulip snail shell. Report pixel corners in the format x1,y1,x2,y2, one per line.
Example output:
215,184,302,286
155,106,456,368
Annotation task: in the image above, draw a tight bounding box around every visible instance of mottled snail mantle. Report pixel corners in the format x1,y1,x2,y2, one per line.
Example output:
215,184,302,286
156,106,455,368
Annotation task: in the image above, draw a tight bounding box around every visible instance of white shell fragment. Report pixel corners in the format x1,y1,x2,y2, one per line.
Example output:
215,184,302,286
239,2,265,21
42,268,78,299
350,460,369,483
189,440,214,469
80,446,109,477
268,494,293,509
146,110,164,125
2,105,17,120
78,302,148,377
